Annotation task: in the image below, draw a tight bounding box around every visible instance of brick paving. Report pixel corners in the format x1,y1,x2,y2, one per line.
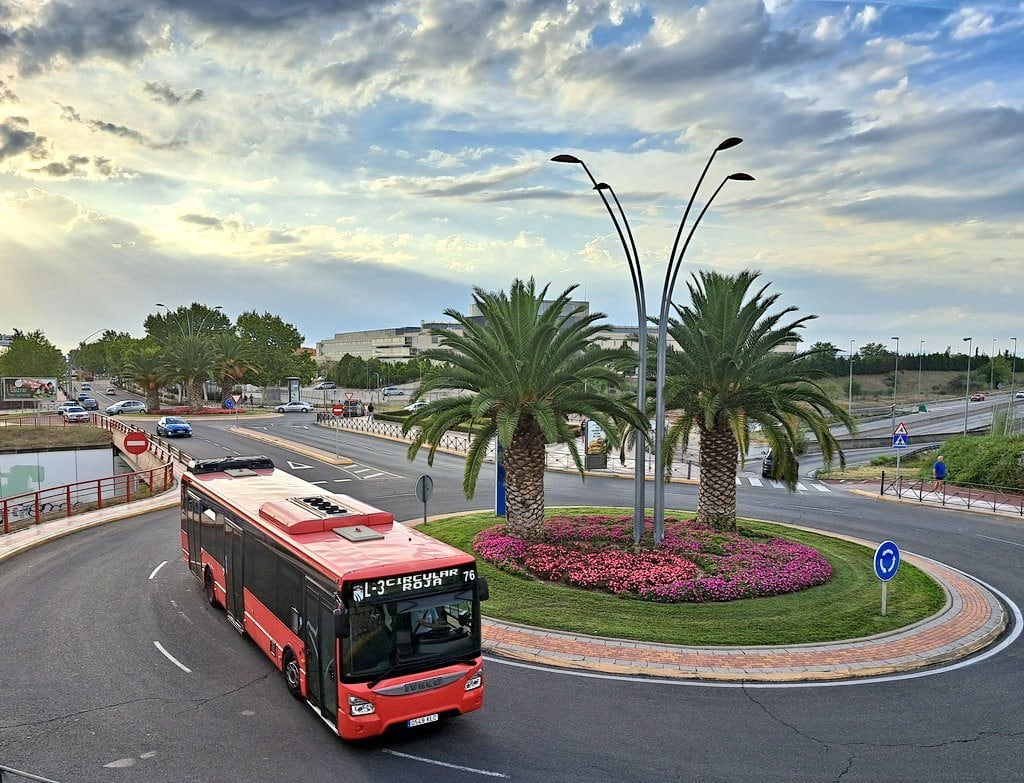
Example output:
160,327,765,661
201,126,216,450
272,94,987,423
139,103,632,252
482,551,1007,681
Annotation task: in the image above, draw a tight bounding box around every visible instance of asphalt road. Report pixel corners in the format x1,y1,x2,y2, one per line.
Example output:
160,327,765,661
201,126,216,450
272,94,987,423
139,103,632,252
1,415,1022,782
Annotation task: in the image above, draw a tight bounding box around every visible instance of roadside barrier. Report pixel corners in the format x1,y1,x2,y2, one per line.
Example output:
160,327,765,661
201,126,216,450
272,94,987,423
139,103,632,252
880,471,1024,517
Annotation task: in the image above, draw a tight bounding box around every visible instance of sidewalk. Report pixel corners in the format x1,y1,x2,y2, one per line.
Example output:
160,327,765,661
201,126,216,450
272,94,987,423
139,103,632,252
1,431,1011,683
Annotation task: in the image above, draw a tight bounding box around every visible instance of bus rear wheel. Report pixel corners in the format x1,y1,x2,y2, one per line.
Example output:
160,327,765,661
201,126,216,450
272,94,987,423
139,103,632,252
283,650,302,699
204,569,218,607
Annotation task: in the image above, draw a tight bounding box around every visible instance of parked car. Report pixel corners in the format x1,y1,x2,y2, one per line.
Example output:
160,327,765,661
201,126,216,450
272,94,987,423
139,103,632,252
276,400,313,413
62,406,90,423
105,387,117,395
404,400,428,411
106,399,148,415
970,393,986,402
341,400,365,417
57,401,78,413
312,381,336,390
1016,391,1024,399
79,397,99,411
381,386,404,397
156,416,193,437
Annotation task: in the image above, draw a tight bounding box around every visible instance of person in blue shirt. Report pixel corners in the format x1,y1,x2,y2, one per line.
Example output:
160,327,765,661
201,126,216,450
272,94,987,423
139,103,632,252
932,455,946,491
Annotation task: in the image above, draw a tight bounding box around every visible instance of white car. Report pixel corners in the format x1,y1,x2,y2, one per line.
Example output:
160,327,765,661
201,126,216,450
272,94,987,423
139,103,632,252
276,401,313,413
381,386,404,397
1016,391,1024,399
404,400,428,411
62,406,90,423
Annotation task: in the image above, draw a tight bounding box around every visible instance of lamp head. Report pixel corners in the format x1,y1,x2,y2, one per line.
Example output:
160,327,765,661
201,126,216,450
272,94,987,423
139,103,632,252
594,182,611,191
716,137,743,151
551,154,582,164
727,172,755,181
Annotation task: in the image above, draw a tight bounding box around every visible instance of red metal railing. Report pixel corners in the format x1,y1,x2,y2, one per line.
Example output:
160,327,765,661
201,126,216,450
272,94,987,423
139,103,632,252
1,413,175,534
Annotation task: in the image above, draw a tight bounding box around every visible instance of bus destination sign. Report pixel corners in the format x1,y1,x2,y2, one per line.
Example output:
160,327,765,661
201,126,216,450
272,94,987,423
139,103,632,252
349,565,475,603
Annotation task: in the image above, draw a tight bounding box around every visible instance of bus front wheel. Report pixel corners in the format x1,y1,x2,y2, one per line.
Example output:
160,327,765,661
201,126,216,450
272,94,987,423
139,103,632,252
283,650,302,699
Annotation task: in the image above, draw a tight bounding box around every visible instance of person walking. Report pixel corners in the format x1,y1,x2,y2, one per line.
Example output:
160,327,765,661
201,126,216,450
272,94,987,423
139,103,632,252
366,401,374,422
932,455,947,491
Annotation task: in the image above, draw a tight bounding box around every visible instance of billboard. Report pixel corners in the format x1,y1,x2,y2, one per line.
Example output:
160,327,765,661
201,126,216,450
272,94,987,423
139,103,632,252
2,377,59,401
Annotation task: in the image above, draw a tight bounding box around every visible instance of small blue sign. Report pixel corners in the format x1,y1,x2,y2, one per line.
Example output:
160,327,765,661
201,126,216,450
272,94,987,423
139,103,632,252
892,433,909,449
874,541,901,582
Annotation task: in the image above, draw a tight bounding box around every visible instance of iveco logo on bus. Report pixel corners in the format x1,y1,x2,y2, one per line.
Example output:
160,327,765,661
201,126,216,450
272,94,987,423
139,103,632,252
404,677,444,694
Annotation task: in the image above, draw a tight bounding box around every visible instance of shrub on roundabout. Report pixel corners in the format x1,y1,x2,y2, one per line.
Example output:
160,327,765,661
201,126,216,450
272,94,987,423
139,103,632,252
473,514,832,603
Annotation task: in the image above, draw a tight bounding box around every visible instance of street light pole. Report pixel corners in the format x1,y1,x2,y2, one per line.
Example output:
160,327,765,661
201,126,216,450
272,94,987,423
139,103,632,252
848,339,855,414
551,154,649,544
963,336,973,435
652,148,752,544
1006,337,1018,436
918,340,925,400
990,338,997,390
890,336,899,433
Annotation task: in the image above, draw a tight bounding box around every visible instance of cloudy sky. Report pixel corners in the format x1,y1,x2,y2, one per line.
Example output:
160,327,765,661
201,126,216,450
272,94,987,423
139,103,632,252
1,0,1021,359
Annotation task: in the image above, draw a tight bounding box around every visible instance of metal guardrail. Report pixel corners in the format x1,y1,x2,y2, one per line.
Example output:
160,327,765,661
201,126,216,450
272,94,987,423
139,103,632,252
879,471,1024,517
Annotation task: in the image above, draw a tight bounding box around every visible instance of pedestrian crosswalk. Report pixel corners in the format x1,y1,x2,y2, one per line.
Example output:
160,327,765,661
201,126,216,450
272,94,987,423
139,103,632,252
737,475,833,492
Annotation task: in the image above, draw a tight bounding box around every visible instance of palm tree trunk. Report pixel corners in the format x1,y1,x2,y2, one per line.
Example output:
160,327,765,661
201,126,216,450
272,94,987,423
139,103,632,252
188,380,204,411
503,417,547,541
696,418,739,531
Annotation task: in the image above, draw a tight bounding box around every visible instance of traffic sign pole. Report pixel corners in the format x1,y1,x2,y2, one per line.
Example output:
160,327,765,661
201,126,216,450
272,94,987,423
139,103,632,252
330,404,345,459
874,541,901,616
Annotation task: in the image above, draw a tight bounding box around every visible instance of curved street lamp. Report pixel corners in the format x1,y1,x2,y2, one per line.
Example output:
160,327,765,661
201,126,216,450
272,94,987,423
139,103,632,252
551,154,649,544
890,336,899,432
555,138,753,544
1006,337,1018,436
918,340,925,399
963,336,973,435
848,339,855,414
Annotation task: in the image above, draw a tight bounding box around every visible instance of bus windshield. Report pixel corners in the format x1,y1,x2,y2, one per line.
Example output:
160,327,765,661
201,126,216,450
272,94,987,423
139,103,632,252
343,589,479,680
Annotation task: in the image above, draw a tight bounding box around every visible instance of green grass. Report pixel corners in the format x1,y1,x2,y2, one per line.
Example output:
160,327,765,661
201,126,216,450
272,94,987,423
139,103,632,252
0,424,112,450
420,507,946,646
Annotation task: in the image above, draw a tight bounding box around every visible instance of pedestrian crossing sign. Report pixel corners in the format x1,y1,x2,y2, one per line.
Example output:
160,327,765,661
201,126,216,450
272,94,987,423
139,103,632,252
893,433,909,449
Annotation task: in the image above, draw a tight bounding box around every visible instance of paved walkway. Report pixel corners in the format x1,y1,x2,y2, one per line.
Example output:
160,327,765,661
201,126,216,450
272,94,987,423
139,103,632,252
0,428,1012,683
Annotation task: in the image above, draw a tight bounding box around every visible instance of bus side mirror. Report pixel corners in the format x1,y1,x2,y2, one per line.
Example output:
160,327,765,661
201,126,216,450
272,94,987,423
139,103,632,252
333,607,350,639
477,576,489,602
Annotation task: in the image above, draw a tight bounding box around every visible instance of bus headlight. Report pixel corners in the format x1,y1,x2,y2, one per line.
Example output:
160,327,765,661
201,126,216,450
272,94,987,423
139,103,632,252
348,695,376,716
465,671,483,691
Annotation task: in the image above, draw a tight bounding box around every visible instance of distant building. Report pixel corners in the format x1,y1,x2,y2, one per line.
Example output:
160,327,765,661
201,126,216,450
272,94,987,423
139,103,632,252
314,299,684,366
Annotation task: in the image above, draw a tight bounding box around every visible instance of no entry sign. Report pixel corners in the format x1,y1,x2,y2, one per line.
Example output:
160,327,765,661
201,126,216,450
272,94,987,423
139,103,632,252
332,404,345,417
124,431,149,455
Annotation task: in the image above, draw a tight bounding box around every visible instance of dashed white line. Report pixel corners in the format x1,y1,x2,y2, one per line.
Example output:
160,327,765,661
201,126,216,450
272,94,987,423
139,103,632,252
148,560,168,580
976,534,1024,549
382,750,509,778
153,641,192,673
748,477,764,487
812,483,832,492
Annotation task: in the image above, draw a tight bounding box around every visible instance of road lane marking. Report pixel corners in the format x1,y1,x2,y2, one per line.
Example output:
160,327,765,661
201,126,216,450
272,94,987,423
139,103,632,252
148,560,168,580
382,750,509,778
976,534,1024,549
154,641,192,673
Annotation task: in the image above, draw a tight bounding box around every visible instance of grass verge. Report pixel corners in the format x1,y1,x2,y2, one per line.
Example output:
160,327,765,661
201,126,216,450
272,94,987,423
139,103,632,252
421,507,946,646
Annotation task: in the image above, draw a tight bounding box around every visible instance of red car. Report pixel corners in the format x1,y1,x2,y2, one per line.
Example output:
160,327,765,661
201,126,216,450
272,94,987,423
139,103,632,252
970,393,986,401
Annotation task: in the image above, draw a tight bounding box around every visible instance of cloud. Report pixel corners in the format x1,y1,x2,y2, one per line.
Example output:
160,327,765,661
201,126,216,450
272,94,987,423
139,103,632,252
32,154,89,177
141,80,205,105
0,116,48,161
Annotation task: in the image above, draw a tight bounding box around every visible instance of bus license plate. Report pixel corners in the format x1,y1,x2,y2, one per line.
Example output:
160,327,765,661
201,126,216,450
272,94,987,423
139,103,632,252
407,713,439,728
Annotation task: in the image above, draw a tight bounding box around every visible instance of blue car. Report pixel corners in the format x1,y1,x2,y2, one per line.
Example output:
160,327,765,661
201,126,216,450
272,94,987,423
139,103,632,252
156,416,193,438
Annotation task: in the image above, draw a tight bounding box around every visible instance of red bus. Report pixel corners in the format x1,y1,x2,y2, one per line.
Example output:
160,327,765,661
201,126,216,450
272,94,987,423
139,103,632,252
179,456,488,739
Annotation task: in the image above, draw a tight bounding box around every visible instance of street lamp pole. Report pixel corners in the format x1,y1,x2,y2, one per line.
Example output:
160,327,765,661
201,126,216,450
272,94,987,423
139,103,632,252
848,339,855,414
652,146,752,544
551,154,649,544
963,337,973,435
67,328,105,397
890,336,899,433
1006,337,1018,436
990,338,997,390
918,340,925,400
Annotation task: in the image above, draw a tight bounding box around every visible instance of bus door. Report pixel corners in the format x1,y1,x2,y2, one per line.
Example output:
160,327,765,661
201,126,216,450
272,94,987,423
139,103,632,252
185,494,201,575
303,581,339,724
223,521,244,630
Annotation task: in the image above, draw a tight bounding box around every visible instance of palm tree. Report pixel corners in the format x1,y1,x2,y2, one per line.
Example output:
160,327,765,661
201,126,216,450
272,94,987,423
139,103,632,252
404,278,648,541
661,269,856,531
161,335,220,412
211,333,261,405
123,346,167,412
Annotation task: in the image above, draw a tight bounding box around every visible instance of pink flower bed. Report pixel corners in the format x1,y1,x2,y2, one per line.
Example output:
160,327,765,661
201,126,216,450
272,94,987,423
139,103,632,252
473,514,832,603
155,406,248,415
